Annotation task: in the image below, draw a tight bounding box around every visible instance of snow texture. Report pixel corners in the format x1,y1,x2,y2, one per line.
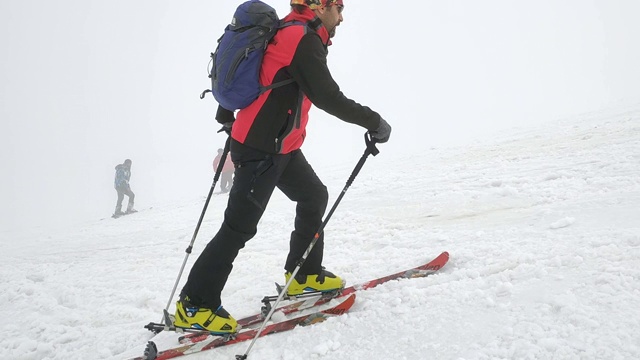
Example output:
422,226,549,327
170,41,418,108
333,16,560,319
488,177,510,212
1,105,639,359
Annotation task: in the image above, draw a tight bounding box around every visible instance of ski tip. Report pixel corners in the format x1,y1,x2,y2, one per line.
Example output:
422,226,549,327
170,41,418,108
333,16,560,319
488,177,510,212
434,251,449,262
323,293,356,316
344,292,356,307
423,251,450,272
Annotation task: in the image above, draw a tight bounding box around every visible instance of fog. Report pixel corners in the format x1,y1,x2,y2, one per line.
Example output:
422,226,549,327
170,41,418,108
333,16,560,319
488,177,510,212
1,0,639,234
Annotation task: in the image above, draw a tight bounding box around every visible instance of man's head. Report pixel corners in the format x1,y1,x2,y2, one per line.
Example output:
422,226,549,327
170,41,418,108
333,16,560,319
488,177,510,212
217,148,223,154
291,0,344,38
124,159,132,168
291,0,343,9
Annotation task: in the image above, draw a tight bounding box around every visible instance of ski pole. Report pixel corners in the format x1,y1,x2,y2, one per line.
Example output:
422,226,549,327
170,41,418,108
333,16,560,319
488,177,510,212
236,132,380,360
161,134,232,322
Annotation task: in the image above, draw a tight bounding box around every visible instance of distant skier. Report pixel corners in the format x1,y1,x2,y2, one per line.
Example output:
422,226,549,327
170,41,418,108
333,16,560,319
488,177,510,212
213,148,235,193
113,159,136,218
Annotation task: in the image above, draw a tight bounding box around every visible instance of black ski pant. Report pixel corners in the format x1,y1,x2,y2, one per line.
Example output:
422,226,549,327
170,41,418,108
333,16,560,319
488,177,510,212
115,185,135,212
182,143,328,309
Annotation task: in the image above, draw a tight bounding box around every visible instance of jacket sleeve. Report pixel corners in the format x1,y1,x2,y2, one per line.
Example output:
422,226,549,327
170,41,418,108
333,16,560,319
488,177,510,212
288,33,381,131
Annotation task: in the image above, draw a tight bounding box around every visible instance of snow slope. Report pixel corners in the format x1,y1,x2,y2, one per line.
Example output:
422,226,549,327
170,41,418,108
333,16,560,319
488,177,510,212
1,105,639,359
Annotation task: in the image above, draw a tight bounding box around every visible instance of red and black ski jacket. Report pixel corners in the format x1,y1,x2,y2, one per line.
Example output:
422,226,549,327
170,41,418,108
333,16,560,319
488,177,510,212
230,7,382,154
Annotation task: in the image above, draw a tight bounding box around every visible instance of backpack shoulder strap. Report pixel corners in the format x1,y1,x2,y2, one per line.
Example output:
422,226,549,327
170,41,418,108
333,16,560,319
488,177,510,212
278,20,307,29
259,20,310,93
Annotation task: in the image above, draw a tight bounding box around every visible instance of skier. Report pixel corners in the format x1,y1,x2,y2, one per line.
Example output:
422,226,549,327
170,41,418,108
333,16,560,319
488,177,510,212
174,0,391,333
213,148,235,193
113,159,136,218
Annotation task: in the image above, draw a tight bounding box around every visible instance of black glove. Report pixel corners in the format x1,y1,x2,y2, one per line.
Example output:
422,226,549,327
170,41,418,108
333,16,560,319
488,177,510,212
370,118,391,143
217,122,233,136
216,105,235,136
216,106,235,125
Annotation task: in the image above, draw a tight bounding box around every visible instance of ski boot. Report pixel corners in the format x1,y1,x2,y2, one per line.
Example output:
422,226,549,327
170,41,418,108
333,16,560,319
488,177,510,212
285,268,345,296
174,294,237,334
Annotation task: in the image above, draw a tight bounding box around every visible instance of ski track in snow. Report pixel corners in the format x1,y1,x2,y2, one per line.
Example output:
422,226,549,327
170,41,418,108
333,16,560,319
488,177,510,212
1,105,640,359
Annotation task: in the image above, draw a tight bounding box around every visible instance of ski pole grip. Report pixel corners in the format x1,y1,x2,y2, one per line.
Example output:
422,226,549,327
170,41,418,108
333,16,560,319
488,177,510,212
364,132,380,156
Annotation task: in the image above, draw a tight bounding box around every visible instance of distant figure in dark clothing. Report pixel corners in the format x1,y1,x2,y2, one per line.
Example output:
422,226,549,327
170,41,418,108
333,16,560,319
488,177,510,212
213,148,235,193
113,159,136,218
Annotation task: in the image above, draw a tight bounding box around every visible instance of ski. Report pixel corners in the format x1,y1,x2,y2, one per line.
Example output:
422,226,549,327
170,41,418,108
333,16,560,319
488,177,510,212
131,293,356,360
178,251,449,345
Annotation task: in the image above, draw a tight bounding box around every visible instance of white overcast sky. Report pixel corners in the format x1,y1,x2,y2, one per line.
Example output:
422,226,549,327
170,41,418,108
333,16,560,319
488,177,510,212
1,0,639,234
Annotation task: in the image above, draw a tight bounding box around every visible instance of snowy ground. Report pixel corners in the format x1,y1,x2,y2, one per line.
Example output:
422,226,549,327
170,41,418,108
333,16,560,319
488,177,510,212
2,105,639,360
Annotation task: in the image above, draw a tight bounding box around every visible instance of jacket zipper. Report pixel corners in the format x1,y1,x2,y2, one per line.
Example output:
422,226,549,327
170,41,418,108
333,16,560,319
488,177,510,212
275,108,296,153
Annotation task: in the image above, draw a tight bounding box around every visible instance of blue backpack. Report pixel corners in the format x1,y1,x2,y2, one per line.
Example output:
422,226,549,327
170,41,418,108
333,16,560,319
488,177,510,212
200,0,298,111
